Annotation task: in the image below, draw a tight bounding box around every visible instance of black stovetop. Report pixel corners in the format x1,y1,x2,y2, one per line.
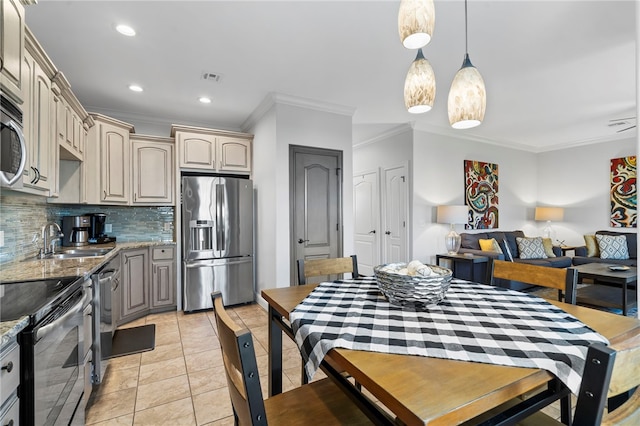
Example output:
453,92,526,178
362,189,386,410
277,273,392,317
0,276,81,325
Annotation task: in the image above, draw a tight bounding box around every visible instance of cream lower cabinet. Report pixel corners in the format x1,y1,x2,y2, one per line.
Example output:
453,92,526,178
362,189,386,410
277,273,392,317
131,135,174,205
0,0,25,104
86,113,134,205
120,248,150,323
172,125,253,174
151,246,176,309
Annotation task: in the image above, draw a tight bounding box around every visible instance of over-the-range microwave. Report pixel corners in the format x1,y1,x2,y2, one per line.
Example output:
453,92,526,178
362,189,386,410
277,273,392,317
0,95,26,189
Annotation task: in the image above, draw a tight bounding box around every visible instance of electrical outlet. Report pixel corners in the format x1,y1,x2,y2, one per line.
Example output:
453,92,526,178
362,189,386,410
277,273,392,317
163,222,172,231
104,224,113,233
0,231,4,248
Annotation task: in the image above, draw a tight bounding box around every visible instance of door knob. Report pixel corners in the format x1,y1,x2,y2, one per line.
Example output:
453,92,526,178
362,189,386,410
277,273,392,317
298,238,309,244
369,230,376,234
385,231,391,235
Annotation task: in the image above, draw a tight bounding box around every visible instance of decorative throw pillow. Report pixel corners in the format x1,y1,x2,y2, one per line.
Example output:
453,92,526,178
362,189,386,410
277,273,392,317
502,238,514,262
479,238,503,254
516,237,548,259
584,235,600,257
596,234,629,260
541,238,556,258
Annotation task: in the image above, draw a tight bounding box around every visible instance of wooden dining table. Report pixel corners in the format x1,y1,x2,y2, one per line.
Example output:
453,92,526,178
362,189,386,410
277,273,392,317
262,282,640,426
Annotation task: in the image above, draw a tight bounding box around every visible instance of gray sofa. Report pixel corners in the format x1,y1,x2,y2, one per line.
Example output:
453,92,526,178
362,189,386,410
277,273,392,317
572,230,637,266
457,230,572,290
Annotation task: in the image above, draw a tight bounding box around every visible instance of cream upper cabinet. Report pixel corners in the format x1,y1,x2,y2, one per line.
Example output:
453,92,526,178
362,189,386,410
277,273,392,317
175,131,216,170
172,125,253,174
85,113,134,205
131,135,174,205
21,36,54,196
218,137,252,172
0,0,25,104
52,72,88,162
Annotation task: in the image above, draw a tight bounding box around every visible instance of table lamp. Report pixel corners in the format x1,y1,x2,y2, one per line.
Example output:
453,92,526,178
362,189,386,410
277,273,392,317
437,205,469,254
534,206,564,240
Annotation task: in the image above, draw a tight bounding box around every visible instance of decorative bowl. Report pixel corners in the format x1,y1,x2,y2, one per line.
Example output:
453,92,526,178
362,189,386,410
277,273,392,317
374,262,452,310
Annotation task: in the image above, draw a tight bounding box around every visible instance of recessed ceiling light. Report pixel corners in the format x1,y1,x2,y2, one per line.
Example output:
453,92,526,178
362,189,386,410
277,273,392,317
199,97,212,104
129,85,143,92
116,24,136,36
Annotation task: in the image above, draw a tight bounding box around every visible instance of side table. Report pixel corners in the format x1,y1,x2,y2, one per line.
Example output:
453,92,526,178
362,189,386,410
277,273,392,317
557,246,577,256
436,253,489,284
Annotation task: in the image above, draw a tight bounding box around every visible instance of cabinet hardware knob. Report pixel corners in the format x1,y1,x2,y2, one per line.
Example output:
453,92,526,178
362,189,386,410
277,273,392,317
385,231,391,235
6,419,14,426
103,190,107,199
1,361,13,373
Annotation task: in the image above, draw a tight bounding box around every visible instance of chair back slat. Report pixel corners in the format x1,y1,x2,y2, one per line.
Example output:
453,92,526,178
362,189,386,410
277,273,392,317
297,255,359,284
489,259,577,304
212,292,268,425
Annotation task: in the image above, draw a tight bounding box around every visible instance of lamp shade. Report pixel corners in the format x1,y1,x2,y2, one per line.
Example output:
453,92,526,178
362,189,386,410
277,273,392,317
437,205,469,225
535,207,564,222
398,0,435,49
448,54,486,129
404,49,436,114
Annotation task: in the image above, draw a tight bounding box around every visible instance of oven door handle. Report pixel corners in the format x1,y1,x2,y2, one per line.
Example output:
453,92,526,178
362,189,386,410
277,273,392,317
36,290,86,341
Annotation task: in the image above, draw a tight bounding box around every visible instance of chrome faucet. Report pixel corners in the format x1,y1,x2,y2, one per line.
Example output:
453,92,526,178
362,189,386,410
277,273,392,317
40,222,63,258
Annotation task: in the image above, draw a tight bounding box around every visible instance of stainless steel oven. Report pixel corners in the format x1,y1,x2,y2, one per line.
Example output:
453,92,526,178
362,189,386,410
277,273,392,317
18,279,90,426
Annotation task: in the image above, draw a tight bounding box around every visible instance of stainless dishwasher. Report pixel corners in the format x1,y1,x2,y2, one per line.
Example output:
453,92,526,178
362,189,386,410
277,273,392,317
90,254,121,384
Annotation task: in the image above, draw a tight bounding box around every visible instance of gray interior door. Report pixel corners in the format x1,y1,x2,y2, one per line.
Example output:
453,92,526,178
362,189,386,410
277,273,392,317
290,146,343,285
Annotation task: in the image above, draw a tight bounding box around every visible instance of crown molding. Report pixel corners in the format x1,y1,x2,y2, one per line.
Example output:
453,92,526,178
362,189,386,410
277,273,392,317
353,123,414,149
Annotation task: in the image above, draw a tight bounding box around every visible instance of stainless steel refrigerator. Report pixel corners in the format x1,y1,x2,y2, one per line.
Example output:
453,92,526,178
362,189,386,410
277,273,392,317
181,175,254,311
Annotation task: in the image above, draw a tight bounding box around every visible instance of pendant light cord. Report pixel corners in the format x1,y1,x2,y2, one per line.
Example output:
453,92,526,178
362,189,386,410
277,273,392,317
464,0,469,55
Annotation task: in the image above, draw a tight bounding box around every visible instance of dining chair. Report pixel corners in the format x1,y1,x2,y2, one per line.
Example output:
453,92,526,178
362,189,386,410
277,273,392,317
463,333,640,426
297,255,360,285
488,259,578,304
210,292,373,425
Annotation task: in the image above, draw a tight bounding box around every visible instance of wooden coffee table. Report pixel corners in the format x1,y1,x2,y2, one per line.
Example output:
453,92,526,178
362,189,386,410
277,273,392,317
572,263,637,315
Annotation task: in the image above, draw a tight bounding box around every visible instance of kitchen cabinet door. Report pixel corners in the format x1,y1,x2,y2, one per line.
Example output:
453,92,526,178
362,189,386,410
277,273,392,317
217,137,252,172
21,50,51,195
131,136,174,205
176,131,216,170
151,246,176,309
121,249,150,321
0,0,25,104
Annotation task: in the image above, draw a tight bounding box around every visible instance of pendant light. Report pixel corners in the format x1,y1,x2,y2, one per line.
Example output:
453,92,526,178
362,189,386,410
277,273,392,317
448,0,486,129
404,49,436,114
398,0,435,49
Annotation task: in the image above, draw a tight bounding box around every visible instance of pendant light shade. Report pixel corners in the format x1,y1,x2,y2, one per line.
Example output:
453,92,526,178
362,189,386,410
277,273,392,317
447,0,486,130
404,49,436,114
398,0,435,49
448,54,486,129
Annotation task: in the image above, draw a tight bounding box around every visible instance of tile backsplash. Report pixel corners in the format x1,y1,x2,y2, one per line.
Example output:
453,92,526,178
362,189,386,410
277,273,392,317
0,191,174,264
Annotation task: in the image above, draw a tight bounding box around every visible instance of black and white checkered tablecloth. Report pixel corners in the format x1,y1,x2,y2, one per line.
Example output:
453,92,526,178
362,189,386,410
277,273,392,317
290,277,609,395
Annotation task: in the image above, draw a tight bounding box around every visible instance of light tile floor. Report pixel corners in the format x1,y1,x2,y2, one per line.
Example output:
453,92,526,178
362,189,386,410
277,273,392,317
85,303,309,425
86,302,564,425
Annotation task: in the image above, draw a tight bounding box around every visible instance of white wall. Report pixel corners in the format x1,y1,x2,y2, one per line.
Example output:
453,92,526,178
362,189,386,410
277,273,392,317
537,137,637,247
353,126,413,173
412,131,538,264
249,97,354,300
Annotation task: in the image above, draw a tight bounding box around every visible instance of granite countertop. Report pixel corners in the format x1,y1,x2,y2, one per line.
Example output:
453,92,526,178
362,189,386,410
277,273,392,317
0,241,176,346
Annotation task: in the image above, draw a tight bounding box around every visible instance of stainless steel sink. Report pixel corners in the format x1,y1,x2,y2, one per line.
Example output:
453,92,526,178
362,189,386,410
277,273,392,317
34,247,114,260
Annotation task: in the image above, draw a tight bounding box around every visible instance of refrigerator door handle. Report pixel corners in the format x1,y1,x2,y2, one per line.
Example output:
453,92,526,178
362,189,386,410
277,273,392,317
216,183,225,252
185,258,251,268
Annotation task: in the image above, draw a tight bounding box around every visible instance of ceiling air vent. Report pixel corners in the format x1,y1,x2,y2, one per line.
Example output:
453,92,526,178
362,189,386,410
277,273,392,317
202,72,222,83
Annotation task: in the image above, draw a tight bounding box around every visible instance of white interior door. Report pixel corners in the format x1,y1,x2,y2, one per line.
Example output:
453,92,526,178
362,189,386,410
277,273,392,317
353,170,380,275
382,164,409,263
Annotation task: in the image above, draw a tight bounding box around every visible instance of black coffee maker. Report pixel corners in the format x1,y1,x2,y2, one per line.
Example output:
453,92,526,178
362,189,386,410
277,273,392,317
88,213,116,244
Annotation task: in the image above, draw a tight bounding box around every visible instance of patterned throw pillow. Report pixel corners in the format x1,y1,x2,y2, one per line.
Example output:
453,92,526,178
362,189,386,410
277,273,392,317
541,238,556,258
584,235,600,257
479,238,503,254
596,234,629,260
516,237,548,259
502,238,514,261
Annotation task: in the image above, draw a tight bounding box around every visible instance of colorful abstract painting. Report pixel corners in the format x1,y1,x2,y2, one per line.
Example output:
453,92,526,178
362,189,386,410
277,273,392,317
464,160,499,229
611,156,636,228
